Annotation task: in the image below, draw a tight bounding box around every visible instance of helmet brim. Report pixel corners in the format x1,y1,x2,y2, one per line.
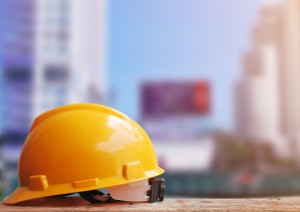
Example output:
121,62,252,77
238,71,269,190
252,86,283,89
3,167,165,205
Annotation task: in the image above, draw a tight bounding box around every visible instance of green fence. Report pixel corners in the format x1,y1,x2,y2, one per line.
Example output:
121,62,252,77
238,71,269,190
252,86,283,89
163,172,300,197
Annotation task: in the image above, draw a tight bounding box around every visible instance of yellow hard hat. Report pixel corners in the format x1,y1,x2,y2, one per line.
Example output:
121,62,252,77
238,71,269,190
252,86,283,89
3,103,165,205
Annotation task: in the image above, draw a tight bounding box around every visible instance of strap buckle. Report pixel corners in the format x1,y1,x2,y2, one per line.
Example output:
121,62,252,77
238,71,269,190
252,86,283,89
147,177,165,203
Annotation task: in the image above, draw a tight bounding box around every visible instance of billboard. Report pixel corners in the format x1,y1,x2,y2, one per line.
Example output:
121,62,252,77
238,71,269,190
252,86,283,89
141,80,210,119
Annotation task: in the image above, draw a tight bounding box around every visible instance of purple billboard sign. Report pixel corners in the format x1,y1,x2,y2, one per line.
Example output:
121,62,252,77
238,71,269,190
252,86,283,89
141,81,210,119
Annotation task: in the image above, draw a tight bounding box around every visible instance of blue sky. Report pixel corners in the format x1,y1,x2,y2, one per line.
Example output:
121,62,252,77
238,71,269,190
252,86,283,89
0,1,261,132
108,0,261,130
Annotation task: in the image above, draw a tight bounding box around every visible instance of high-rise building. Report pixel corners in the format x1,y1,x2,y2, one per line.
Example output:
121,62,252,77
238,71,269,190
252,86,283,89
2,0,36,142
34,0,106,116
235,2,281,142
0,0,107,195
235,0,300,155
278,0,300,144
1,0,37,195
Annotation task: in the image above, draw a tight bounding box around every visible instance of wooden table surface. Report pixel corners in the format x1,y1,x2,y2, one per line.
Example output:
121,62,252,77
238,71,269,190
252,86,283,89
1,196,300,211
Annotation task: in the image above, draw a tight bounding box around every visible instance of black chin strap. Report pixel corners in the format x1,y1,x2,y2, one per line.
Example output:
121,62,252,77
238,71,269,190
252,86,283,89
78,177,166,204
79,190,120,204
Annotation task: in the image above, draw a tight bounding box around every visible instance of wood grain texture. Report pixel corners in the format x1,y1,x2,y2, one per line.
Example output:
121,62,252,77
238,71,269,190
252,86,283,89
1,196,300,211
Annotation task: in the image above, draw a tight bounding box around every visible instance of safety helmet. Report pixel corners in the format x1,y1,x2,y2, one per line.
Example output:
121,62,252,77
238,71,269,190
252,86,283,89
3,103,165,205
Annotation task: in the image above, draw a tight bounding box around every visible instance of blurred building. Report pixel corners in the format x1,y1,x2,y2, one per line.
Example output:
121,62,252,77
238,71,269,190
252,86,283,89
279,0,300,146
34,0,106,115
235,0,300,156
2,0,35,143
1,0,107,195
1,0,37,195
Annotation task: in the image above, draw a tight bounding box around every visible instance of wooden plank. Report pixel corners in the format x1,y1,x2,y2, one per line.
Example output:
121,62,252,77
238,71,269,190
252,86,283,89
1,196,300,211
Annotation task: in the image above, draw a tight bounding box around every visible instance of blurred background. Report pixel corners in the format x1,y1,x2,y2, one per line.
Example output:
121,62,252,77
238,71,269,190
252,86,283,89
1,0,300,200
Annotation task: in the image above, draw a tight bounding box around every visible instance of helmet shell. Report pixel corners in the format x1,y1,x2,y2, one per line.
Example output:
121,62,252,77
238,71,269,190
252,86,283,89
3,103,164,204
